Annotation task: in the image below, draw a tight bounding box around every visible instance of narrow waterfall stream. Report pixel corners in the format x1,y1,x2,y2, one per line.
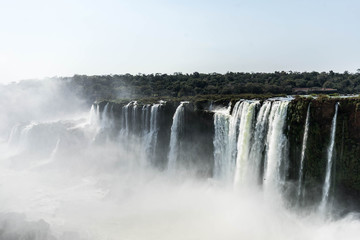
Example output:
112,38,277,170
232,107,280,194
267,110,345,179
319,102,339,213
297,103,311,202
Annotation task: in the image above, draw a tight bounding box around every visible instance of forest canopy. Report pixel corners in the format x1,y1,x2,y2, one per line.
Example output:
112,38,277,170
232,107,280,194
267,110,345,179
65,71,360,102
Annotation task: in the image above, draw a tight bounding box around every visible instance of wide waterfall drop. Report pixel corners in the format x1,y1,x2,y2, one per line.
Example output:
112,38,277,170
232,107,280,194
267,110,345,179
167,102,187,171
263,101,289,194
297,103,311,202
234,101,259,187
319,102,339,213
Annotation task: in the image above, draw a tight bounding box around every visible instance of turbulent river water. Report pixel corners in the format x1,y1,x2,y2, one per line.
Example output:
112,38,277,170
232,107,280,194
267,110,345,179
0,80,360,240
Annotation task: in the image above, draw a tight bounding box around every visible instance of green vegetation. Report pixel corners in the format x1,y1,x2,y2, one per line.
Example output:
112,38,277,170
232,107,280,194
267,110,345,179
65,71,360,102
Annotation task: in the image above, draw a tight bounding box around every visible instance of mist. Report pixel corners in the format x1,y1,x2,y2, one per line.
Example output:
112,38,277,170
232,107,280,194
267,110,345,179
1,80,360,240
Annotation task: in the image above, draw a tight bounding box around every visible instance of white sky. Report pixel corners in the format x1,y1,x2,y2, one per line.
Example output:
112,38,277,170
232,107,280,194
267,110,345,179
1,0,359,83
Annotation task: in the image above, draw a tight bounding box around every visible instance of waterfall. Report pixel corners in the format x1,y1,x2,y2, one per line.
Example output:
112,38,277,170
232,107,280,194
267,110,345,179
212,100,290,190
89,104,100,127
297,103,311,202
226,101,244,180
319,102,339,212
167,102,187,171
248,101,272,183
121,102,132,136
263,101,289,194
212,101,244,182
100,103,111,130
141,104,151,133
149,104,160,156
132,101,138,133
234,101,259,186
143,103,161,163
213,109,230,180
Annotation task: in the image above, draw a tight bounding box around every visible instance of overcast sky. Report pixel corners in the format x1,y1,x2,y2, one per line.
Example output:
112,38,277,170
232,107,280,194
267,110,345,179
1,0,359,83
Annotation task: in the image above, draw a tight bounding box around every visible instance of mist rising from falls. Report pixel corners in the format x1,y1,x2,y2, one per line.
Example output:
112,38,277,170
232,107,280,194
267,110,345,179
2,81,360,240
319,102,339,213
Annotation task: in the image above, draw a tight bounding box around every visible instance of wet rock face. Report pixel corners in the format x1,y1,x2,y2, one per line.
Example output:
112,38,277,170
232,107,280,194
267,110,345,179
96,100,215,175
334,99,360,210
288,98,360,209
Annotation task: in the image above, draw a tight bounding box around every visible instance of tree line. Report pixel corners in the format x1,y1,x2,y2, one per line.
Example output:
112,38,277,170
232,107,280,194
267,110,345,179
65,71,360,102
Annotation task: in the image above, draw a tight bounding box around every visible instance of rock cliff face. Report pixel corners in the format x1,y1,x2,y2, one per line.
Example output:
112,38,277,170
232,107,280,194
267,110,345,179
98,97,360,210
287,97,360,210
98,100,214,176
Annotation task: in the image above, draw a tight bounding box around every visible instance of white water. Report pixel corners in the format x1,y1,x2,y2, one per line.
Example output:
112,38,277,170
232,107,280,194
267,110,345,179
263,101,289,195
100,103,110,129
141,104,151,133
143,103,161,163
1,81,360,240
228,101,243,173
121,102,132,136
213,101,246,183
213,109,230,180
297,103,311,201
248,101,272,183
132,101,138,132
213,100,290,190
319,102,339,213
167,102,188,172
234,101,259,187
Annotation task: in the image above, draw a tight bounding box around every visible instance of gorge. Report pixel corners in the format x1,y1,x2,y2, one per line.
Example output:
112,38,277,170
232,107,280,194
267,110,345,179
1,80,360,239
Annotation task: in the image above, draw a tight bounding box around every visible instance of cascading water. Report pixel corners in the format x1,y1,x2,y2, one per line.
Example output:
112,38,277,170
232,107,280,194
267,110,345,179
319,102,339,213
167,102,187,171
132,101,138,133
120,102,132,136
297,103,311,202
213,100,289,191
213,109,230,180
234,101,259,187
248,101,272,183
213,101,244,182
100,103,111,129
228,101,243,168
141,104,151,133
149,104,160,155
89,104,100,127
143,103,161,164
263,101,289,194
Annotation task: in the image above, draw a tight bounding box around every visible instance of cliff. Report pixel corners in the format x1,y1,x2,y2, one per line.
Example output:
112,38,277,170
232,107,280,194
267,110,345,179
97,96,360,211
